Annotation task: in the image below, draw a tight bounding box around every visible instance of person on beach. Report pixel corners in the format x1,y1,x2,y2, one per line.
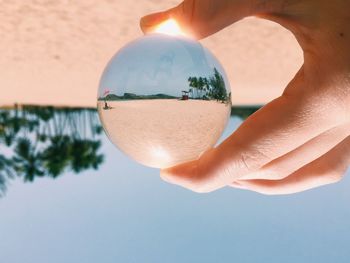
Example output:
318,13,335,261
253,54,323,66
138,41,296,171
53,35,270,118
140,0,350,195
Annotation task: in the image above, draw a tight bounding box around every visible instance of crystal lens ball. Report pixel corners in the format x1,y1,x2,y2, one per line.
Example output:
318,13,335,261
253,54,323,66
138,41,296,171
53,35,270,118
98,34,231,168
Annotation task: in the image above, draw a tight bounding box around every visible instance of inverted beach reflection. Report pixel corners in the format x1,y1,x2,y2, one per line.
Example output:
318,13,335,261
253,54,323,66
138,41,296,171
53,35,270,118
98,99,230,168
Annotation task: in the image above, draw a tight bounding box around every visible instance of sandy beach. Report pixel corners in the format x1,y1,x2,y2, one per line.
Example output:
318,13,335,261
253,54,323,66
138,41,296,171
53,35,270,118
98,99,231,168
0,1,302,107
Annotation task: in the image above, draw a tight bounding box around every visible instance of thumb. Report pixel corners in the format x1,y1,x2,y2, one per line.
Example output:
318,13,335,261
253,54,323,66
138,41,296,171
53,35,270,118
140,0,252,39
140,10,172,34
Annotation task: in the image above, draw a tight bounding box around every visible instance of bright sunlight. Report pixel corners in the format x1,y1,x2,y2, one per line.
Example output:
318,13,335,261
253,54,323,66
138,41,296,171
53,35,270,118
154,19,187,37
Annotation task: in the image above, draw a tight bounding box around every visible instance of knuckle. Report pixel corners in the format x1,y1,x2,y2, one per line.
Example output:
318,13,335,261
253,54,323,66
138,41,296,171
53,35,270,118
239,153,252,171
237,150,268,173
228,152,258,176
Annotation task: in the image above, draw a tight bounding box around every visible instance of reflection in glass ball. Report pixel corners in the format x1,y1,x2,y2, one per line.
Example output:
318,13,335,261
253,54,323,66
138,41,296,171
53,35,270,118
97,34,231,168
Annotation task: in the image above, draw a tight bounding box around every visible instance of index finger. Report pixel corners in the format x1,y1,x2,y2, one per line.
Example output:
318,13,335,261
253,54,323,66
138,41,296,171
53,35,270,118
161,70,348,193
140,0,253,39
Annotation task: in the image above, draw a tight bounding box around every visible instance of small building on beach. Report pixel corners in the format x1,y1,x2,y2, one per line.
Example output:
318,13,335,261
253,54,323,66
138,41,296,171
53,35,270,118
181,91,189,100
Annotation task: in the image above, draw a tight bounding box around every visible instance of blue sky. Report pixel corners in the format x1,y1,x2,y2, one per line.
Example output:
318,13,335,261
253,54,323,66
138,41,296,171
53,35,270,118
98,34,230,98
0,117,349,263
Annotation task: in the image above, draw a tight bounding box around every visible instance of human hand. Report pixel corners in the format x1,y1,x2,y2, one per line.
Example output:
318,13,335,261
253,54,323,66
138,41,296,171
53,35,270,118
140,0,350,195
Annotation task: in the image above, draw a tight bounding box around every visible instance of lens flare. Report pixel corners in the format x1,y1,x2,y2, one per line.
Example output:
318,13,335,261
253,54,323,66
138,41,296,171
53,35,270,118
154,19,186,37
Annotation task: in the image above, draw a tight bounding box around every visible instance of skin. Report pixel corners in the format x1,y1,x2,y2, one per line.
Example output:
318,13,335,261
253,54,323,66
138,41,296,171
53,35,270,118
140,0,350,195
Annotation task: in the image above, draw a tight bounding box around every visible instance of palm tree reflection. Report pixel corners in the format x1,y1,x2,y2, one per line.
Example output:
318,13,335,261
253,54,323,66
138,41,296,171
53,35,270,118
0,105,104,197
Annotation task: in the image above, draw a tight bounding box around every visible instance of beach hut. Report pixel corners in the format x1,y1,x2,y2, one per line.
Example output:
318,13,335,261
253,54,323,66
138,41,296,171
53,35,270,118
181,91,189,100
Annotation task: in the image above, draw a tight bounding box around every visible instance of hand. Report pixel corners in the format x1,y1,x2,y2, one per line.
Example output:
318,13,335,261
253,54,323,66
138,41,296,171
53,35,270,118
140,0,350,195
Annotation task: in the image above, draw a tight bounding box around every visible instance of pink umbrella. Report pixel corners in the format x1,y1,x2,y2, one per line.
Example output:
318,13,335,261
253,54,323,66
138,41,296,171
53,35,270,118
103,89,110,96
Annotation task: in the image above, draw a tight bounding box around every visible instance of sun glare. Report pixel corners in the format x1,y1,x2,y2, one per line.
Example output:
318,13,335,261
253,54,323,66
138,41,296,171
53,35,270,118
154,19,186,37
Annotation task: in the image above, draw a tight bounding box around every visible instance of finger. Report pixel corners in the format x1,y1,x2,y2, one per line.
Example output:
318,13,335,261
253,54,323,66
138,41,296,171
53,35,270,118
242,122,350,180
140,11,171,33
140,0,252,39
231,136,350,195
160,68,348,193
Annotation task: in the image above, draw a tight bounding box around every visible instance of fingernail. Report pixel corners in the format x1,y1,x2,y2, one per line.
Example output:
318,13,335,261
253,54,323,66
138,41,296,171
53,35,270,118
160,169,174,183
231,182,248,190
140,12,168,28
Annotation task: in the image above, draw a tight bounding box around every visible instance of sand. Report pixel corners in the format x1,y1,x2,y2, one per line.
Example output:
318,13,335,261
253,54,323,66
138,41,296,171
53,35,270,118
98,99,231,168
0,0,302,107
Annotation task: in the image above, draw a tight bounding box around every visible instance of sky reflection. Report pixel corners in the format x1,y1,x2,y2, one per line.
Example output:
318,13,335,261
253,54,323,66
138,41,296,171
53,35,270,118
0,115,349,263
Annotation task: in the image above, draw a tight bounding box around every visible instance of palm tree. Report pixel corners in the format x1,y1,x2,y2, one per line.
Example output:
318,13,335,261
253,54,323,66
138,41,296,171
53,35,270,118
188,76,199,98
12,138,44,182
0,106,105,196
198,77,204,98
0,154,14,197
70,139,104,173
203,77,211,99
189,88,193,98
209,67,228,102
41,135,72,177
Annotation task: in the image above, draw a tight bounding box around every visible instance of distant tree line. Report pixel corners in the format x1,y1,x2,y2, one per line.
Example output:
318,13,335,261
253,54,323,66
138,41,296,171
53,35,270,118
188,67,231,103
0,105,104,197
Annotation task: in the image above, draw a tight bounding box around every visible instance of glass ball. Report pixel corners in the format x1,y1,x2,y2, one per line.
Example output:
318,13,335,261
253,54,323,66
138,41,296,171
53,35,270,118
97,34,231,168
